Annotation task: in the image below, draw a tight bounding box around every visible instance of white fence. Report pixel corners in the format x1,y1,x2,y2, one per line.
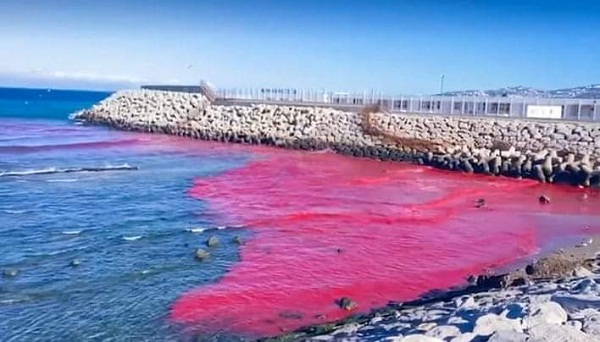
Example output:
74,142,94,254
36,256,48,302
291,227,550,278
215,87,600,122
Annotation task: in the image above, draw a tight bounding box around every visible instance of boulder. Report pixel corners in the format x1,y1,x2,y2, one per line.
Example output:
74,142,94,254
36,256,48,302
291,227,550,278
523,301,568,328
206,235,219,247
338,297,358,311
194,248,210,261
488,330,529,342
528,323,596,342
473,313,523,336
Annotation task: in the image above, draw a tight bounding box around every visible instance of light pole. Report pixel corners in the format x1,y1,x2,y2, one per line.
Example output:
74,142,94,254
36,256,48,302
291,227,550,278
440,74,445,95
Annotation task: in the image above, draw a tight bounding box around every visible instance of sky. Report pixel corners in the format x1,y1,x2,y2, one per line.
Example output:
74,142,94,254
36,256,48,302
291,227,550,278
0,0,599,94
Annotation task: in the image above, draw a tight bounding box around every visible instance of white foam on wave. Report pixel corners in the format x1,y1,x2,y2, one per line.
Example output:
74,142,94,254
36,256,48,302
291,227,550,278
3,209,26,214
0,164,138,178
0,167,57,177
186,225,242,233
186,227,207,233
46,178,78,183
61,230,82,235
122,235,143,241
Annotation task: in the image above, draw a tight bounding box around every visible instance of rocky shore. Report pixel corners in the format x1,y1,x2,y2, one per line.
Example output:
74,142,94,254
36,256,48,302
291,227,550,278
74,90,600,187
252,242,600,342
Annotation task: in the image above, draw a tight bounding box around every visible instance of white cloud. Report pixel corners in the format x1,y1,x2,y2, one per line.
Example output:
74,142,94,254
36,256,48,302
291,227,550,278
28,69,145,84
0,68,148,90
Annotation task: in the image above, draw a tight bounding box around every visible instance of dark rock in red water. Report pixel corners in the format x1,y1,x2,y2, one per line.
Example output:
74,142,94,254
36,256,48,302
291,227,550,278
476,274,509,289
539,195,551,204
206,235,219,247
525,264,535,275
475,198,486,208
195,248,210,261
337,297,358,311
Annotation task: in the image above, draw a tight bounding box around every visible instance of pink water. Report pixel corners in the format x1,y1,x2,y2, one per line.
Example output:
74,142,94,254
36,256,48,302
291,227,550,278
167,146,600,338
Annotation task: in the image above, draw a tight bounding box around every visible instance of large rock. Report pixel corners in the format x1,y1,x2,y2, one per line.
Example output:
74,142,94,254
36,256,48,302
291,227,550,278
473,313,523,336
523,301,568,328
488,330,529,342
528,323,596,342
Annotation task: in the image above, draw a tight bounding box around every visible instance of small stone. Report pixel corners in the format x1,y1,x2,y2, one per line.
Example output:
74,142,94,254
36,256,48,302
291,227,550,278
475,198,486,208
338,297,357,311
206,235,219,247
69,259,81,267
232,235,243,245
194,248,210,261
539,195,551,204
2,269,18,278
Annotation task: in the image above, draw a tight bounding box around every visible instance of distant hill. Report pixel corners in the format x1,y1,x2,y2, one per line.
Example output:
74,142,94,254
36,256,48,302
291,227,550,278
438,84,600,99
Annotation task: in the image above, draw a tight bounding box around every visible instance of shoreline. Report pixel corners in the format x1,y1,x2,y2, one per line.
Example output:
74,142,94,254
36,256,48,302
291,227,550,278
254,236,600,342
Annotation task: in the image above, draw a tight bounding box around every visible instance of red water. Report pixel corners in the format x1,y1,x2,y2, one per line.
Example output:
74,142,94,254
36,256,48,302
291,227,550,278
164,142,600,338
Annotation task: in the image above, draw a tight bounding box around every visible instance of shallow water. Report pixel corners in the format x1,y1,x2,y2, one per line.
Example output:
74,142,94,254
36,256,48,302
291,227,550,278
1,88,600,341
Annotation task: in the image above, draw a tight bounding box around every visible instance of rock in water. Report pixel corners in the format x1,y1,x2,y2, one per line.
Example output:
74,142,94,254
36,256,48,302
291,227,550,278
539,195,551,204
2,269,18,278
206,235,219,247
195,248,210,261
475,198,486,208
232,235,243,245
69,259,81,267
338,297,357,310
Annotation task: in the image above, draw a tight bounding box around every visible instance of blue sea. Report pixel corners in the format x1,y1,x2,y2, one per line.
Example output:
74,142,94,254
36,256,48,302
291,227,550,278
0,87,251,341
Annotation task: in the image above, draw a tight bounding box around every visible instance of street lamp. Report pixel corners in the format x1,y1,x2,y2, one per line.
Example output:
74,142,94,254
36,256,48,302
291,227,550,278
440,74,445,95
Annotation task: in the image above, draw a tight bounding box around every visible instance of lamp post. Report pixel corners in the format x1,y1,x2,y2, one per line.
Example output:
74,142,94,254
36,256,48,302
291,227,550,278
440,74,445,95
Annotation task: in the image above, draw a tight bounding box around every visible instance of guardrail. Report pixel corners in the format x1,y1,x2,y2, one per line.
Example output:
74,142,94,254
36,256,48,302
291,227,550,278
215,88,600,122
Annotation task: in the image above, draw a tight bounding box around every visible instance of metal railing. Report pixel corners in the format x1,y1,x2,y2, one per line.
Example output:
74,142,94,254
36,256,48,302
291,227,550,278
215,87,600,122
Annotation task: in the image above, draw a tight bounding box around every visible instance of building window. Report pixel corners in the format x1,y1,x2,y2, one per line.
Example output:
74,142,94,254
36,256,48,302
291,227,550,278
454,102,462,111
499,103,511,114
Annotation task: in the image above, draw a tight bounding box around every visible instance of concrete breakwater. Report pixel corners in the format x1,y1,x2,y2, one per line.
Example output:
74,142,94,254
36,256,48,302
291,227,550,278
74,90,600,187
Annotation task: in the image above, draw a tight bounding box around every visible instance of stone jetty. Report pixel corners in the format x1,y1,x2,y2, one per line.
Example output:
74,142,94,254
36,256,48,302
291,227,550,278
74,90,600,187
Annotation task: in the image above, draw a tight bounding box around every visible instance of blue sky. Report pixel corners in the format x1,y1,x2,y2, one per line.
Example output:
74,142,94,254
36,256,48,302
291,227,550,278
0,0,599,93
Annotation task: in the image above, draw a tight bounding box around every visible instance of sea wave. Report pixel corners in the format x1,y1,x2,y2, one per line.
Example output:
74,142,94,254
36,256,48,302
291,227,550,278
0,138,140,153
122,235,143,241
61,230,83,235
185,225,243,233
3,209,27,214
0,164,138,177
46,178,78,183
